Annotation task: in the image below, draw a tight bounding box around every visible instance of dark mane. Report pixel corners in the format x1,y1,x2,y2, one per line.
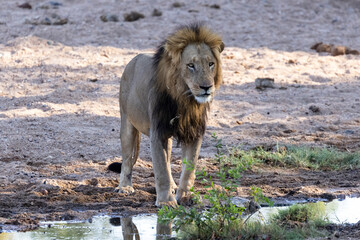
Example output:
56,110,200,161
151,23,222,144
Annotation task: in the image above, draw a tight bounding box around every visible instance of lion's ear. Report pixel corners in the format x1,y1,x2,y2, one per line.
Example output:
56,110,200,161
219,42,225,53
164,42,182,65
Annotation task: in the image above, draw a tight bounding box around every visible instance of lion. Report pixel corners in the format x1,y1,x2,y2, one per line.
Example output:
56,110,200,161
109,23,224,207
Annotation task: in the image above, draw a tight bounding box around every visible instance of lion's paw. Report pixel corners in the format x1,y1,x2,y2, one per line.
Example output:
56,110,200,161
176,191,195,206
115,186,135,194
156,200,178,208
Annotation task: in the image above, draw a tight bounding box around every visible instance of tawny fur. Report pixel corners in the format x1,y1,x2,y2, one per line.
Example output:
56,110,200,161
111,23,224,207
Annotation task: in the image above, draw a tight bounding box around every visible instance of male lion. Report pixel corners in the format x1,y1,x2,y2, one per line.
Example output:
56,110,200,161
109,23,224,207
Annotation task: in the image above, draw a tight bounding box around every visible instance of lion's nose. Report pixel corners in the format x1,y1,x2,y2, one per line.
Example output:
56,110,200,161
200,85,213,93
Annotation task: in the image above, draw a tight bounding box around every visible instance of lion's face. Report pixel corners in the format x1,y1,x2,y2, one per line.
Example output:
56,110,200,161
180,43,217,104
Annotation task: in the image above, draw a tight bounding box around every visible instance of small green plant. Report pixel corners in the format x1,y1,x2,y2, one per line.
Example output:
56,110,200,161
272,202,328,227
158,133,270,240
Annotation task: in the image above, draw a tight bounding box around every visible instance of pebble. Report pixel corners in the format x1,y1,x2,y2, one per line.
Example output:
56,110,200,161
100,14,119,22
331,46,347,56
255,78,275,89
311,42,359,56
38,1,63,9
124,11,145,22
25,14,68,25
152,9,162,17
18,2,32,9
172,2,184,8
210,4,220,9
309,105,320,113
311,42,332,53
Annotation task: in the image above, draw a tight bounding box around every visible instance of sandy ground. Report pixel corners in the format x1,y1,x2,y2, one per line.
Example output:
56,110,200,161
0,0,360,237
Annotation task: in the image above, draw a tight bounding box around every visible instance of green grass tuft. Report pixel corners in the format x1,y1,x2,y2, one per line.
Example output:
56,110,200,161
231,145,360,170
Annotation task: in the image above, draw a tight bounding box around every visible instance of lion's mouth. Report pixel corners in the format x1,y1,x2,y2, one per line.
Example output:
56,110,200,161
195,94,212,104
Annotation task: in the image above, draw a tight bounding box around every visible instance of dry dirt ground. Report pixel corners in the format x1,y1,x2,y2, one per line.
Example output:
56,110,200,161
0,0,360,237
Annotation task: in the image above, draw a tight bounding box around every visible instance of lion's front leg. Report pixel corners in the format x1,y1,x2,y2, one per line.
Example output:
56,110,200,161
150,132,177,208
176,137,202,205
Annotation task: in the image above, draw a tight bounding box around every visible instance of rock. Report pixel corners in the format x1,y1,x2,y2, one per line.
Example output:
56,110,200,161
152,8,162,17
309,105,320,113
88,78,98,82
18,2,32,9
37,1,63,9
49,1,62,7
100,14,119,22
124,11,145,22
88,178,98,186
231,197,260,214
311,42,332,53
286,59,297,64
255,78,275,89
41,17,52,25
210,4,220,9
311,42,360,56
331,46,347,56
346,49,360,55
26,14,68,25
319,193,336,201
172,2,184,8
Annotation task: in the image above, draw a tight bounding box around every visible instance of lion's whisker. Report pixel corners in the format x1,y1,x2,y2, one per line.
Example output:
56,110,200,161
182,90,192,96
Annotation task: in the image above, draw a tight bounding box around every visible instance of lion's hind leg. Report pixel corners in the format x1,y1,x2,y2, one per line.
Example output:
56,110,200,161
118,115,140,194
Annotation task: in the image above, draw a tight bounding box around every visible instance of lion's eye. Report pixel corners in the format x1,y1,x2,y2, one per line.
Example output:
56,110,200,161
209,62,215,67
187,63,195,70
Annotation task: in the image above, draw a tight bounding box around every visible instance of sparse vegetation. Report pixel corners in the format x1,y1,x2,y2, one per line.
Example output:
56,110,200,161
158,135,354,239
248,145,360,170
158,133,270,239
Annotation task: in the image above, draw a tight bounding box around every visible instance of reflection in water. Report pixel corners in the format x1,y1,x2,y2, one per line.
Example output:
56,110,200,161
108,216,171,240
0,214,172,240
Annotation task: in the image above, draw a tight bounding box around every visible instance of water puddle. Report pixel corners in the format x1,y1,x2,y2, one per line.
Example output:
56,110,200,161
255,197,360,224
1,214,172,240
1,197,359,240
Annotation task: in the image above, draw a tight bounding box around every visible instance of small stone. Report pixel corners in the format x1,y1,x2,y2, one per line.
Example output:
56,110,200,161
344,129,355,135
152,8,162,17
124,11,144,22
100,14,119,22
283,129,295,134
89,178,98,186
346,49,360,55
38,1,62,9
18,2,32,9
311,42,332,53
27,14,68,25
40,17,52,25
49,1,62,7
331,46,347,56
210,4,220,9
286,59,297,64
309,105,320,113
255,78,275,89
172,2,184,8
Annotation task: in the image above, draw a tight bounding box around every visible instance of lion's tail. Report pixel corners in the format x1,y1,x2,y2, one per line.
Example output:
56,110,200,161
107,162,122,173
